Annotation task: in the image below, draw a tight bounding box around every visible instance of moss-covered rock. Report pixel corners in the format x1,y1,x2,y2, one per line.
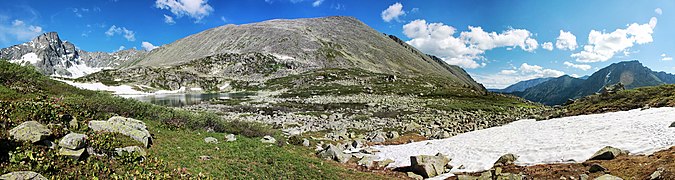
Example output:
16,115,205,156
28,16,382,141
9,121,51,143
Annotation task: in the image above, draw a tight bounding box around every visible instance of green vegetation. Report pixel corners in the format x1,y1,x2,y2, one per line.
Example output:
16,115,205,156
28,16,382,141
565,84,675,116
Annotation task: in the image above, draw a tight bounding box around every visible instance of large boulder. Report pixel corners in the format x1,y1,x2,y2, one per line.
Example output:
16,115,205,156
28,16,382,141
0,171,47,180
494,153,519,166
317,144,351,163
58,133,87,150
589,146,628,160
88,116,152,147
410,153,450,178
9,121,51,143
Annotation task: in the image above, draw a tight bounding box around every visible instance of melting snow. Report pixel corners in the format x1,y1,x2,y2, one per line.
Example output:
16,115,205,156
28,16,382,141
9,53,41,65
55,79,190,96
373,107,675,177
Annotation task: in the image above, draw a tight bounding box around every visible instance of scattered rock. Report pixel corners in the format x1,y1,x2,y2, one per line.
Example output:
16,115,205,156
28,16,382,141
9,121,51,143
650,167,664,180
317,144,351,163
593,174,623,180
225,134,237,142
58,133,87,150
204,137,219,144
589,146,628,160
588,163,606,173
410,153,450,178
302,139,310,147
260,136,276,144
494,153,519,166
89,116,152,148
0,171,47,180
406,172,424,180
115,146,147,157
58,148,86,160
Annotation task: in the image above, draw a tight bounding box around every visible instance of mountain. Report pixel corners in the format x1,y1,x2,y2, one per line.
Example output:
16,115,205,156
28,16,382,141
0,32,147,78
82,16,485,93
514,60,675,105
489,77,553,93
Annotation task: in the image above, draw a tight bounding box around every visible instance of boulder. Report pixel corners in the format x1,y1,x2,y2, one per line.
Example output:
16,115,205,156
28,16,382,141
317,144,350,163
589,146,628,160
58,133,87,150
225,134,237,142
357,155,376,168
376,159,395,168
649,167,664,180
58,148,86,160
9,121,51,143
115,146,147,157
0,171,47,180
588,163,606,173
89,116,152,148
494,153,519,166
302,139,310,147
260,136,276,144
406,172,424,180
367,132,386,143
204,137,219,144
410,153,450,178
387,131,400,139
594,174,623,180
670,122,675,128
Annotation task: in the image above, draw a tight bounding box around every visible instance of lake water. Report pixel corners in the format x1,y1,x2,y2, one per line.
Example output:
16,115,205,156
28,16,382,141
127,92,254,107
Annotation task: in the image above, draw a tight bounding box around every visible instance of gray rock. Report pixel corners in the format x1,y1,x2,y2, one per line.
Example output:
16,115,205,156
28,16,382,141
650,167,664,180
204,137,219,144
89,116,152,148
302,139,310,147
9,121,51,143
199,155,212,161
580,174,589,180
357,155,376,168
594,174,623,180
387,131,400,139
588,163,606,173
377,159,394,168
58,148,86,160
406,172,424,180
351,140,364,149
58,133,87,150
368,133,386,143
410,153,450,178
670,122,675,128
0,171,47,180
115,146,147,157
225,134,237,142
589,146,628,160
317,144,351,163
261,136,276,144
494,153,519,166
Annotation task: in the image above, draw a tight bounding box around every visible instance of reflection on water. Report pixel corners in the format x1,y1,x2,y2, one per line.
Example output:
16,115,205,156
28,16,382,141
128,92,254,107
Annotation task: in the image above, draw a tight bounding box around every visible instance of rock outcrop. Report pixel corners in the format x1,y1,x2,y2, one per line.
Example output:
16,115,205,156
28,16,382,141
0,171,47,180
409,153,451,178
88,116,152,148
589,146,628,160
9,121,51,143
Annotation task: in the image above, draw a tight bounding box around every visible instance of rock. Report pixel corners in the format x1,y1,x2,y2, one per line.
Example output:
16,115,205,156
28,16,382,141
9,121,51,143
457,175,479,180
0,171,47,180
357,155,376,168
317,144,351,163
377,159,394,168
58,133,87,150
359,147,380,154
351,140,364,149
225,134,237,142
199,155,212,161
588,163,606,173
670,122,675,128
367,133,386,143
204,137,219,144
115,146,147,157
580,174,589,180
589,146,628,160
406,172,424,180
302,139,310,147
58,148,86,160
650,168,664,180
494,153,519,166
260,136,276,143
68,118,79,130
410,153,450,178
89,116,152,148
387,131,400,139
593,174,623,180
44,140,57,149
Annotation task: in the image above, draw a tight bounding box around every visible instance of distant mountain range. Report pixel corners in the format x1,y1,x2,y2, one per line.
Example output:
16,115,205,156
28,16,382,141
489,77,553,93
0,32,146,78
506,60,675,105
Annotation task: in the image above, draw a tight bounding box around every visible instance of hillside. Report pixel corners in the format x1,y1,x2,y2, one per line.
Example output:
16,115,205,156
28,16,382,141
565,84,675,116
490,77,553,93
513,75,585,105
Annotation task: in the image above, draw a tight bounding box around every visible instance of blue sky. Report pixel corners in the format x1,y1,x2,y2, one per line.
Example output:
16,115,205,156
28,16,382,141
0,0,673,88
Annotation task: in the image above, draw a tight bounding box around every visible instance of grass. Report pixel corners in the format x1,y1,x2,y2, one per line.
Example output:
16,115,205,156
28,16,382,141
565,84,675,116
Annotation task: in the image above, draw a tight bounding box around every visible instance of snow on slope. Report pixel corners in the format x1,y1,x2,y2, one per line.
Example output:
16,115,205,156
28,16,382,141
8,53,41,65
373,107,675,176
55,79,188,96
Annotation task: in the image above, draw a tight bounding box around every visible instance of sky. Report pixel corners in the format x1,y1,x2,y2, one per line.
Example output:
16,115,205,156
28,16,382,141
1,0,674,88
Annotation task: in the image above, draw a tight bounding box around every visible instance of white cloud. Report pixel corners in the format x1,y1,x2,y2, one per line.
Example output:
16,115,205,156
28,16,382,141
563,61,592,71
381,2,405,22
473,63,565,89
0,19,43,45
312,0,324,7
155,0,214,22
555,30,577,51
220,16,227,23
105,25,135,41
541,42,553,51
571,17,657,63
402,19,538,69
164,14,176,25
141,41,159,51
661,53,672,61
655,8,663,15
117,46,125,51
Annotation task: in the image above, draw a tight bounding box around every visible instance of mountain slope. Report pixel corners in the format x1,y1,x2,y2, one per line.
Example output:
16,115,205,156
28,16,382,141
0,32,147,78
86,16,485,93
515,61,675,105
490,77,553,93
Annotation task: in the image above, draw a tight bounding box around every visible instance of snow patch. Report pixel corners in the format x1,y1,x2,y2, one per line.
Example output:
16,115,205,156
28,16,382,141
373,107,675,176
9,53,41,65
272,54,295,61
55,79,192,96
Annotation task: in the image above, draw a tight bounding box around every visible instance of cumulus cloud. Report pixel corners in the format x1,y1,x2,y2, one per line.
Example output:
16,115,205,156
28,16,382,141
555,30,577,51
155,0,214,22
402,19,539,69
661,53,672,61
312,0,324,7
0,19,43,45
164,14,176,25
105,25,135,41
655,8,662,15
563,61,592,71
472,63,565,89
541,42,553,51
381,2,405,22
141,41,159,51
571,17,657,63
